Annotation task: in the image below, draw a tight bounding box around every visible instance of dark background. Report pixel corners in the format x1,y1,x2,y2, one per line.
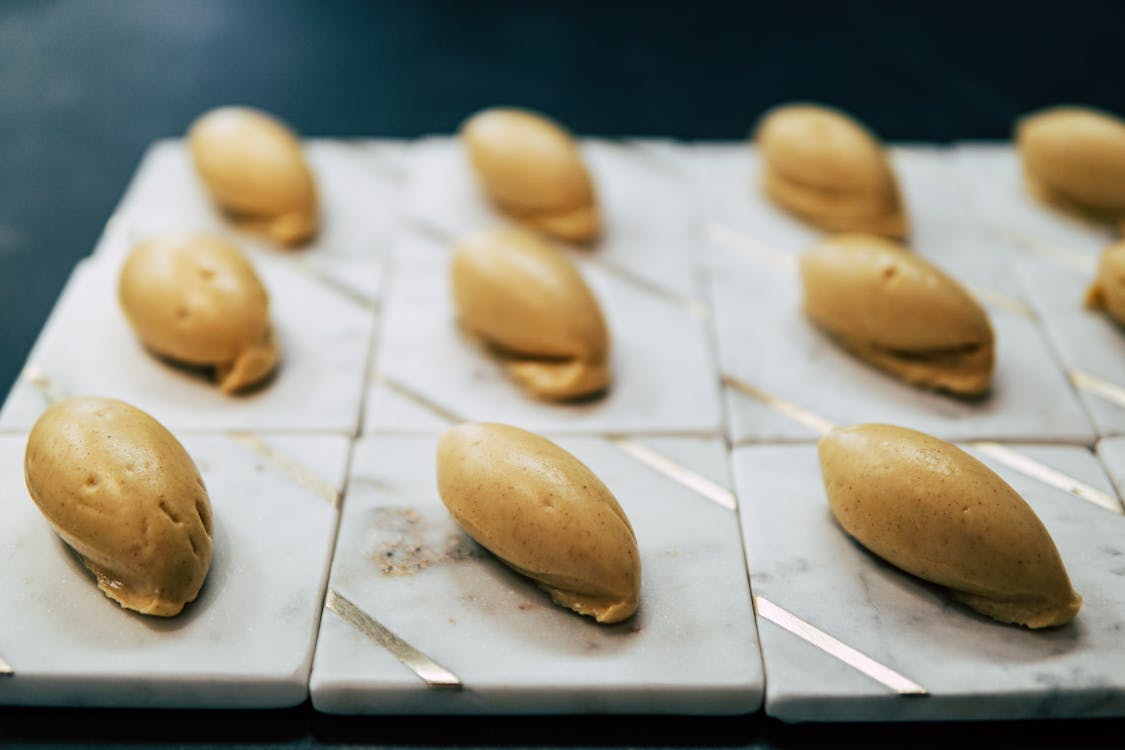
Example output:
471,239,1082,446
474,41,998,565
3,0,1125,745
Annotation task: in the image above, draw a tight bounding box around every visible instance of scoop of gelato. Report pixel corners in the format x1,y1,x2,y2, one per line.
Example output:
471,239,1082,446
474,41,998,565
25,397,213,617
437,422,640,623
818,423,1081,629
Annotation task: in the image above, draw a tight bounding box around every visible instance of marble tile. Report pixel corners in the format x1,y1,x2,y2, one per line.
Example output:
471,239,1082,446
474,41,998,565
0,247,376,434
951,143,1116,259
364,236,722,436
1016,252,1125,437
0,432,348,708
705,237,1093,444
310,434,761,714
399,137,706,303
1093,438,1125,502
733,442,1125,722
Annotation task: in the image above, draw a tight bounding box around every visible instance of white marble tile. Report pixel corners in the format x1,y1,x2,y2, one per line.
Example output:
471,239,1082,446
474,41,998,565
1093,438,1125,503
399,137,706,302
706,239,1094,444
0,432,348,708
733,442,1125,722
0,247,376,434
951,143,1116,259
1016,253,1125,438
364,237,722,436
310,434,761,714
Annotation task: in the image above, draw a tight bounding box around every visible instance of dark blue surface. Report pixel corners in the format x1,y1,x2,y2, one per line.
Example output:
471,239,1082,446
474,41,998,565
2,1,1124,744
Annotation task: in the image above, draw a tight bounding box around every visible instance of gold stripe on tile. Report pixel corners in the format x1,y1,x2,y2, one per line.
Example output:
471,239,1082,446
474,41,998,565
229,433,340,508
703,220,798,273
376,375,464,425
409,219,457,245
722,375,837,436
971,442,1122,514
1071,370,1125,412
611,437,736,511
0,656,12,677
965,283,1036,320
997,229,1096,275
585,256,709,320
295,260,380,311
755,596,928,696
22,364,67,404
326,589,462,689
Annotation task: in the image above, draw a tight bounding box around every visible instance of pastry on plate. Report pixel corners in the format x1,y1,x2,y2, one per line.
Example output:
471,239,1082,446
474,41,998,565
461,107,600,243
25,396,214,617
119,232,279,393
819,423,1081,629
437,422,640,623
799,233,994,396
451,226,610,400
1017,106,1125,229
756,103,907,238
189,105,318,245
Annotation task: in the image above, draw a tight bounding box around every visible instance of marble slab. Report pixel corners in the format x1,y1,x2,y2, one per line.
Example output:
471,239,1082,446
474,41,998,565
733,442,1125,722
696,144,1094,444
399,137,706,302
0,245,377,435
951,143,1116,259
1015,251,1125,438
108,138,406,304
364,233,723,436
1094,438,1125,501
309,434,761,714
0,432,348,708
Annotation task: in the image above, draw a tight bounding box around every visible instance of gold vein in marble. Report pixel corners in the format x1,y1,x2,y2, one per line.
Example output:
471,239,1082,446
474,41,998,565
584,255,709,320
0,656,12,677
229,432,339,508
964,283,1036,320
294,260,380,311
722,375,837,436
971,441,1122,514
1070,370,1125,413
996,229,1096,275
21,363,67,405
703,220,798,273
610,437,736,510
326,589,462,689
376,375,464,424
755,596,928,696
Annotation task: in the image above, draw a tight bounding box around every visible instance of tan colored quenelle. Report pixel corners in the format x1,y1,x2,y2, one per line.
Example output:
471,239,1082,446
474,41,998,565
461,107,600,243
119,233,279,393
25,397,213,617
799,234,994,395
1017,106,1125,227
756,104,907,238
451,227,610,400
189,106,318,245
437,422,640,623
1085,240,1125,325
818,423,1081,629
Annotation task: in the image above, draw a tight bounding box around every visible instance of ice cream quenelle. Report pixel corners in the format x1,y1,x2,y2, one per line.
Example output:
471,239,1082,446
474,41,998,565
188,106,318,245
1086,240,1125,324
436,422,640,623
818,424,1082,629
451,227,610,400
24,397,214,617
1017,106,1125,228
460,108,600,243
118,233,279,394
756,104,908,238
799,234,994,396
